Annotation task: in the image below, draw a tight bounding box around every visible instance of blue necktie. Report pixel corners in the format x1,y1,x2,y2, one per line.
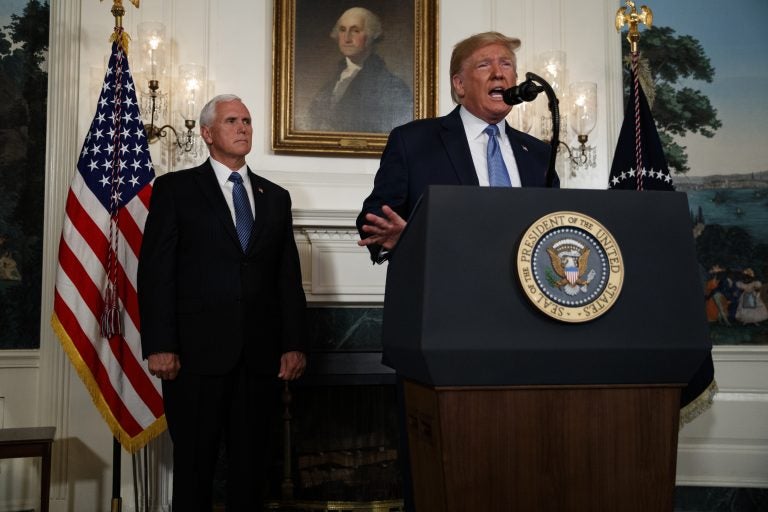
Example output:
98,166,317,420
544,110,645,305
484,124,512,187
228,172,253,251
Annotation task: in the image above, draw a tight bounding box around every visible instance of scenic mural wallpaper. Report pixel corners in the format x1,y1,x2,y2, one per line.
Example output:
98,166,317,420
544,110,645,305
0,0,48,349
629,0,768,344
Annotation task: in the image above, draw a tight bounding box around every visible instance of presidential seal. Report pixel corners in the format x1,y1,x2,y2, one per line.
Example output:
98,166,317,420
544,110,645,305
516,211,624,322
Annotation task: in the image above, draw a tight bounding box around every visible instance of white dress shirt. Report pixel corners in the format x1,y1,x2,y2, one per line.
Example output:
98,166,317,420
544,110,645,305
459,106,522,187
209,157,255,225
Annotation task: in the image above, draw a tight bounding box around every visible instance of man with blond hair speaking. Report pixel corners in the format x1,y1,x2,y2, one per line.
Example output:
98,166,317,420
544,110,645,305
358,32,557,263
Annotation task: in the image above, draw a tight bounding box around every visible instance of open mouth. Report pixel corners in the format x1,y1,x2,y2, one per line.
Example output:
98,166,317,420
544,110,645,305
489,87,505,99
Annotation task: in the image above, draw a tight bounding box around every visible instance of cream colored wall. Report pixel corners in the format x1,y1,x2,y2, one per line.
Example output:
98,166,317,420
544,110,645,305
0,0,764,510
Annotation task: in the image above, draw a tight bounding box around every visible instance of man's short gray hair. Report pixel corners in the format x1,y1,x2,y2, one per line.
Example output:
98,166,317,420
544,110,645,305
199,94,242,127
330,7,382,42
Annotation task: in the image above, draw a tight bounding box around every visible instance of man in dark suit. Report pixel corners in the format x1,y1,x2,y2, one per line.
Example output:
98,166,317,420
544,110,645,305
356,32,558,512
307,6,412,133
357,31,558,262
138,94,307,510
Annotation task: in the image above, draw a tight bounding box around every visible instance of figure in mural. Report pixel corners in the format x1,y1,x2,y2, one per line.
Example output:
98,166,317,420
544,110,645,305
735,268,768,325
307,6,412,133
704,264,730,325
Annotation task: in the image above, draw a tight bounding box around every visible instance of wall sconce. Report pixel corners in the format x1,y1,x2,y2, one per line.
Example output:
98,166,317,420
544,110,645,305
137,21,204,154
506,101,535,134
566,81,598,171
536,51,567,141
524,51,599,176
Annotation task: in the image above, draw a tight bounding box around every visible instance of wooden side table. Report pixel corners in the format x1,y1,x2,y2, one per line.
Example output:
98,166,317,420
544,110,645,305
0,426,56,512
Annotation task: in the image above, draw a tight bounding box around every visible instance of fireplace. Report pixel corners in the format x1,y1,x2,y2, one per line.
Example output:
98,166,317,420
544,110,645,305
265,307,405,510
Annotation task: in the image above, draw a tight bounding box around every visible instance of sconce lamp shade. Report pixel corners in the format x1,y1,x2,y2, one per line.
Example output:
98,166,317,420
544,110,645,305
537,50,567,96
569,81,597,137
177,64,206,121
137,21,167,81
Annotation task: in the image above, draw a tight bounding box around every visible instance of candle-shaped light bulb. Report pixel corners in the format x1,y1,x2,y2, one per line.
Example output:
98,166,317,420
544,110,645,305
185,78,200,119
177,64,206,121
569,82,597,137
138,22,167,81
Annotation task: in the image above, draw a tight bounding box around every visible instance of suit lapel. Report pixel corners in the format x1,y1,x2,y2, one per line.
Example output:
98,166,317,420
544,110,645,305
506,124,547,186
440,106,479,186
245,169,267,253
194,161,242,249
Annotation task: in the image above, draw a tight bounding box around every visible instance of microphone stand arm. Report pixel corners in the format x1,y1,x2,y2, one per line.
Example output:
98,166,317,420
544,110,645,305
523,72,560,187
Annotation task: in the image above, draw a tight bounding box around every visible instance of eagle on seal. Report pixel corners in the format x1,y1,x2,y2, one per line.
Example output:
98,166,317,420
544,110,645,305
546,239,591,295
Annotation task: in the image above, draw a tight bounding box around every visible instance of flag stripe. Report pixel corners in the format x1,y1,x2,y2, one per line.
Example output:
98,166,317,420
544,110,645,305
118,199,144,258
57,235,105,322
65,187,110,269
137,181,153,210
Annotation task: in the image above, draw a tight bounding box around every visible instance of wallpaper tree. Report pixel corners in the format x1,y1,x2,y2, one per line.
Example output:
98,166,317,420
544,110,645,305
0,0,49,347
622,25,722,174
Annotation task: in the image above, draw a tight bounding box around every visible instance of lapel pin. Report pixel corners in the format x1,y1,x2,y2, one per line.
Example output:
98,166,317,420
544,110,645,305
258,187,264,194
522,145,529,151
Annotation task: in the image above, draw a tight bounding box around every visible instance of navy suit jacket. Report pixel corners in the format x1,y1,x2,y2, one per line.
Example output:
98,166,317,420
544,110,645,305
357,106,558,261
138,160,307,375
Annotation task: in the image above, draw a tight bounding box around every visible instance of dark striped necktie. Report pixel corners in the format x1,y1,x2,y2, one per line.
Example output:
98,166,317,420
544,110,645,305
228,172,253,251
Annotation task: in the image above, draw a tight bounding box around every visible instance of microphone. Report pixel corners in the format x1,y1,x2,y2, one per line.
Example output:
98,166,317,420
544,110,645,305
503,79,544,105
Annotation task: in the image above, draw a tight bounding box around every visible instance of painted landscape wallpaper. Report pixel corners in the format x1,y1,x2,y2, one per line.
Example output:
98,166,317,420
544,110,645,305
629,0,768,344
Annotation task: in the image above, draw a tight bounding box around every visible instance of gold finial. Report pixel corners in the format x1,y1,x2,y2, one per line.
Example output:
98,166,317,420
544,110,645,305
102,0,140,29
615,1,653,54
102,0,140,52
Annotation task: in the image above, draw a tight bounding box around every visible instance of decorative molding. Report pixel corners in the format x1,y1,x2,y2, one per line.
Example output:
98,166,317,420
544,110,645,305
713,345,768,362
295,226,387,303
0,350,40,368
294,210,359,228
301,228,361,242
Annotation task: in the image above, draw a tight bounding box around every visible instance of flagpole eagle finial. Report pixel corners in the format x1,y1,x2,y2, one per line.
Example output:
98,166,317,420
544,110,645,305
615,1,653,54
102,0,140,52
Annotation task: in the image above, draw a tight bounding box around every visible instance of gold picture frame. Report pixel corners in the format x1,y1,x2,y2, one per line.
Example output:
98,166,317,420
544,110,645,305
272,0,438,156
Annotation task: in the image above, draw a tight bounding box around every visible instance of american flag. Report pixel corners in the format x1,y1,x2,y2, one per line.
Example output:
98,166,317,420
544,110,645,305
52,36,165,452
608,63,674,192
608,56,716,424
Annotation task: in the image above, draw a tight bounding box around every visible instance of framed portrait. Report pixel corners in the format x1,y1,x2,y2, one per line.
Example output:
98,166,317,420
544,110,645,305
272,0,438,156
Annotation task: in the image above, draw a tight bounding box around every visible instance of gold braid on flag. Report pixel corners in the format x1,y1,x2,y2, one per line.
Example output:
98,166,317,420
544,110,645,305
100,0,141,337
616,2,653,190
680,380,718,429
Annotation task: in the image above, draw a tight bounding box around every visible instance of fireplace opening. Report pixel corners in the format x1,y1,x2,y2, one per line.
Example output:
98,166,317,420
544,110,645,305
287,384,402,502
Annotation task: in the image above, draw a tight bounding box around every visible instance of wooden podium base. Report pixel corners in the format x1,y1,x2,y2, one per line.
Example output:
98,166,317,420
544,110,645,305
404,380,681,512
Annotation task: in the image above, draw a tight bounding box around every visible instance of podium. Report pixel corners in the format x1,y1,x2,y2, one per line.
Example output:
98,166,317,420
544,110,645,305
382,186,710,511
